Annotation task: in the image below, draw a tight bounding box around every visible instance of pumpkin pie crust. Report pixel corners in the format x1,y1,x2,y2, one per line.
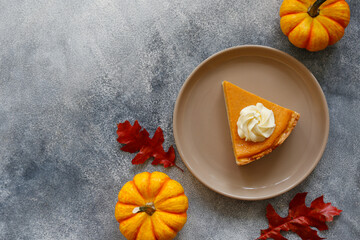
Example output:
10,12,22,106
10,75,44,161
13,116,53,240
222,81,300,165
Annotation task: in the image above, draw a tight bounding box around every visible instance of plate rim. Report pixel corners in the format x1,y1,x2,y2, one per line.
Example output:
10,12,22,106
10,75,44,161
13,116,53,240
173,45,329,200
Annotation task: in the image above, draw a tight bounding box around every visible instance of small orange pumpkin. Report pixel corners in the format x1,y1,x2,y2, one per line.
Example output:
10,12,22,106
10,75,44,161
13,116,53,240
115,172,188,240
280,0,350,51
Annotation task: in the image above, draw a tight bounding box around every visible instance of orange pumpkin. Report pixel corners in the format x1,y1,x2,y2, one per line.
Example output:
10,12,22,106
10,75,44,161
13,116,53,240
280,0,350,51
115,172,188,240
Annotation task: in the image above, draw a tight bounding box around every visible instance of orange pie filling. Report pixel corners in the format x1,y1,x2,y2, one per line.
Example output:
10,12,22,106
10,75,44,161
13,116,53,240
222,81,300,165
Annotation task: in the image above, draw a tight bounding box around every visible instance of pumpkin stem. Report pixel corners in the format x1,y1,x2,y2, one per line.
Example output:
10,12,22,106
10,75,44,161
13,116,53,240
308,0,327,17
133,203,156,216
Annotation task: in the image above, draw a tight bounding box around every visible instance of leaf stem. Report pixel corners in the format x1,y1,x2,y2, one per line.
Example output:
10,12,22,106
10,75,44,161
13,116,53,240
174,164,184,172
259,216,308,239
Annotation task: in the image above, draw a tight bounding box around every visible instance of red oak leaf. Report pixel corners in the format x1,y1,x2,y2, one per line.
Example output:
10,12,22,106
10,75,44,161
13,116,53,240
132,127,163,165
152,146,184,172
258,192,342,240
117,120,149,153
117,120,183,171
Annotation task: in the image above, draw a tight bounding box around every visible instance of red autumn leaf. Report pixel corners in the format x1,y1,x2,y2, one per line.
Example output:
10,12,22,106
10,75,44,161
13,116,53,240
152,146,183,172
132,127,164,165
117,120,183,171
117,120,149,153
258,192,342,240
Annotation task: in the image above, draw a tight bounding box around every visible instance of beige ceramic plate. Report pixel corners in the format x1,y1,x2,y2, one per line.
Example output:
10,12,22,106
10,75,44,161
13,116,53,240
173,45,329,200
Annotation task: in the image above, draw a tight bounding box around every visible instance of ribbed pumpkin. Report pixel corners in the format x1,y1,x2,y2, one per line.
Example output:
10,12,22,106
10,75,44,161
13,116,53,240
115,172,188,240
280,0,350,51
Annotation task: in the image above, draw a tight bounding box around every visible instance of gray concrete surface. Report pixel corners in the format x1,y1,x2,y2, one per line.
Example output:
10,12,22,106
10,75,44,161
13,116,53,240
1,0,359,239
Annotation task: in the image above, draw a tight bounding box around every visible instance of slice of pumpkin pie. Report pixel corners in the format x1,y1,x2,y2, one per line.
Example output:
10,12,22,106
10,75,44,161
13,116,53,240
222,81,300,165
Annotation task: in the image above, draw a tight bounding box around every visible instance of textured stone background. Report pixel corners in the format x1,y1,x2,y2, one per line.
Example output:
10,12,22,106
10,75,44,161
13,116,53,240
0,0,359,239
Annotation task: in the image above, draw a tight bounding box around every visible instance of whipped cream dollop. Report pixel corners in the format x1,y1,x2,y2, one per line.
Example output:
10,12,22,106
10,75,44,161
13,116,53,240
237,103,276,142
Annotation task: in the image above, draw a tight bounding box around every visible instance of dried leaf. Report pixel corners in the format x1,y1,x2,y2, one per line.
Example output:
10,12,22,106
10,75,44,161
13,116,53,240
258,192,341,240
117,120,183,171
